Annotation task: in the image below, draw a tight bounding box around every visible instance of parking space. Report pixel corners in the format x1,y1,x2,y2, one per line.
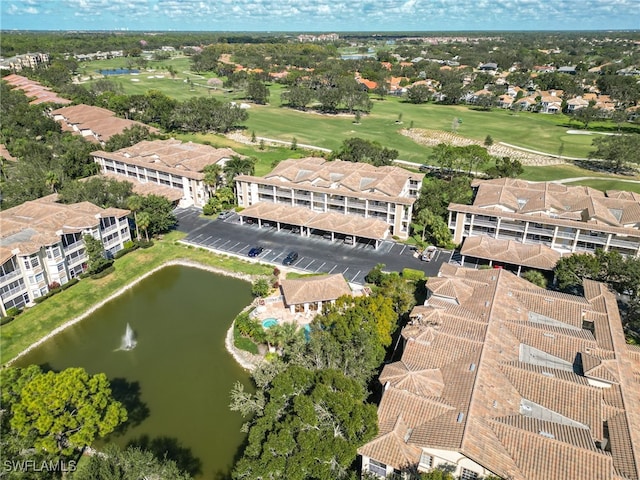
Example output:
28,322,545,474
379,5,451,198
174,206,449,284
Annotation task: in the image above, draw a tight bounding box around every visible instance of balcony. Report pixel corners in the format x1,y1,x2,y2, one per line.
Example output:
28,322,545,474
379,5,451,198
0,270,22,285
64,240,84,252
609,237,640,249
2,283,28,299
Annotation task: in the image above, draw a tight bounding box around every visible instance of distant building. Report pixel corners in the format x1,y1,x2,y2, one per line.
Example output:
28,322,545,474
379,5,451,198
0,52,49,72
2,74,71,105
0,196,131,316
50,104,159,146
235,157,424,243
91,139,243,208
359,263,640,480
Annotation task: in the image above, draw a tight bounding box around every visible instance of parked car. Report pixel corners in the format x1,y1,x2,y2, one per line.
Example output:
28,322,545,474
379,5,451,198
323,232,333,241
344,236,354,245
248,246,264,257
291,226,301,234
218,210,233,220
282,251,299,266
421,245,437,262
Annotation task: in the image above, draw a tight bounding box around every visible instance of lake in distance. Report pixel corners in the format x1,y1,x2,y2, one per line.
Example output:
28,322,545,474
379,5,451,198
15,265,254,479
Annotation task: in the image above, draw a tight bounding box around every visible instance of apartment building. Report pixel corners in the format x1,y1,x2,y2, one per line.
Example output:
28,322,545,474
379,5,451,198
2,74,72,105
449,178,640,257
0,52,49,72
235,157,424,242
91,139,242,208
51,104,158,145
0,196,130,316
359,263,640,480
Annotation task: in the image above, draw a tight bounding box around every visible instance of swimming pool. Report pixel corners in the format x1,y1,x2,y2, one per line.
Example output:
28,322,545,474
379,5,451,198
262,318,278,329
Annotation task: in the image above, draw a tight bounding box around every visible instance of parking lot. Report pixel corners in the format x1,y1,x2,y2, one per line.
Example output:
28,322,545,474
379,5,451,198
174,207,449,285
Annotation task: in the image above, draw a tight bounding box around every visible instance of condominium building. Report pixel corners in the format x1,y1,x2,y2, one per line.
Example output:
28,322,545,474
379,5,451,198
235,157,424,242
449,178,640,257
359,263,640,480
91,139,242,208
2,74,72,105
51,104,159,145
0,52,49,72
0,196,130,316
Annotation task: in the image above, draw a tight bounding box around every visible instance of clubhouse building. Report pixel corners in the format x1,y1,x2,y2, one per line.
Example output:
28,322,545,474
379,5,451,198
234,157,424,244
359,263,640,480
449,178,640,259
91,139,242,208
0,196,131,316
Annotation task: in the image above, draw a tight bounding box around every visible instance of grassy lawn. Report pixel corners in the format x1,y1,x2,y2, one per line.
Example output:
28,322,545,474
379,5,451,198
565,178,640,193
0,231,273,365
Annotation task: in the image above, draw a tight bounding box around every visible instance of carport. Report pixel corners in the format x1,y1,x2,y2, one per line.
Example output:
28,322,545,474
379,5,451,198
239,202,389,249
459,236,562,275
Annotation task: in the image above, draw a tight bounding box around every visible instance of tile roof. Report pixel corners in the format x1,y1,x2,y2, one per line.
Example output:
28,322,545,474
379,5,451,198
91,139,242,181
240,202,390,239
3,74,71,105
237,157,423,205
279,273,351,305
460,235,563,270
51,104,158,142
460,178,640,231
359,265,640,480
0,197,129,256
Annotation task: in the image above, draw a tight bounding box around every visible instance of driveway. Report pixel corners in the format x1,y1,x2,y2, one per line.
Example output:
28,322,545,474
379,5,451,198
174,207,448,285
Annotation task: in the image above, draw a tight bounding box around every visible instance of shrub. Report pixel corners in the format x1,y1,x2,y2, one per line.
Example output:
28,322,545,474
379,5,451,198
48,282,61,290
251,277,271,297
402,268,425,281
5,307,22,317
136,240,154,249
114,243,139,259
365,263,386,285
273,267,281,277
90,265,115,280
123,240,135,249
0,315,15,326
61,278,79,290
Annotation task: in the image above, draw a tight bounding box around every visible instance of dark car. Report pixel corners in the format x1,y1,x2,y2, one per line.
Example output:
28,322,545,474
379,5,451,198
248,246,264,257
282,251,299,266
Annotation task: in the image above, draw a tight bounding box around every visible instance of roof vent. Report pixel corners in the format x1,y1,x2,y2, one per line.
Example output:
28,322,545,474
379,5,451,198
469,363,476,372
543,333,555,339
542,371,555,378
539,430,555,439
456,413,465,423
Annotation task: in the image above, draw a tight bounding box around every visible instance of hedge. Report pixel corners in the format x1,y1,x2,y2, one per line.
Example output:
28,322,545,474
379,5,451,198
90,265,115,280
114,244,139,259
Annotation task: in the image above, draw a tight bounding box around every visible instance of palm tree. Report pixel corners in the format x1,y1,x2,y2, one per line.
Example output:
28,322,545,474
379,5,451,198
45,171,60,193
223,155,256,187
136,211,151,242
203,163,223,194
126,195,143,241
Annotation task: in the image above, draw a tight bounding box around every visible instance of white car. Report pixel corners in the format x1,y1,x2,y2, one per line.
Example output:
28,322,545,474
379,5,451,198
421,246,437,262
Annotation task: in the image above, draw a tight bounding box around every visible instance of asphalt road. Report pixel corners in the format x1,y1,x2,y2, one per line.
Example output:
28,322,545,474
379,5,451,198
174,207,450,285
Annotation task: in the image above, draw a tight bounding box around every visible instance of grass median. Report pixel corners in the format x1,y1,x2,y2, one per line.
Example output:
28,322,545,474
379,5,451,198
0,231,273,365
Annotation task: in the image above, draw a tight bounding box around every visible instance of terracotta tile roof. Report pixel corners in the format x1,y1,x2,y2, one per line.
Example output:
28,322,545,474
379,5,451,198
0,197,129,256
357,415,423,469
238,157,423,205
460,236,563,270
3,74,71,105
279,274,351,305
51,104,158,142
460,178,640,231
239,202,390,239
360,265,640,480
92,139,242,181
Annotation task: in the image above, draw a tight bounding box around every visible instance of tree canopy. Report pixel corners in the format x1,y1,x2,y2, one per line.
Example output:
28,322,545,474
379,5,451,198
231,366,378,480
1,366,127,456
331,137,398,167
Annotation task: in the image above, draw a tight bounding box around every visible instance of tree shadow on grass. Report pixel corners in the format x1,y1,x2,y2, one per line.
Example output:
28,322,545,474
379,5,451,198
109,378,150,435
127,435,202,477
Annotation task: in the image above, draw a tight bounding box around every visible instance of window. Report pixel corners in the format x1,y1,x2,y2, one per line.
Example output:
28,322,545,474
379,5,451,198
460,468,479,480
419,453,433,469
368,459,387,477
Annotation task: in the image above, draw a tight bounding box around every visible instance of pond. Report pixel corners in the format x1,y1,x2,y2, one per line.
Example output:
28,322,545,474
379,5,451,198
15,265,254,479
99,68,140,75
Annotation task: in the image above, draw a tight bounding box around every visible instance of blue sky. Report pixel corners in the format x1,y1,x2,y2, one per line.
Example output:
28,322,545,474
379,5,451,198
2,0,639,32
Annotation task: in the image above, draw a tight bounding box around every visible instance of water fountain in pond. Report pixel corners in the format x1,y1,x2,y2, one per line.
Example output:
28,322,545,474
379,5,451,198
120,323,137,351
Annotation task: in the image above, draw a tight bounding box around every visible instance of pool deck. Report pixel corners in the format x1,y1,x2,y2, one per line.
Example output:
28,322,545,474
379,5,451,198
252,297,317,329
